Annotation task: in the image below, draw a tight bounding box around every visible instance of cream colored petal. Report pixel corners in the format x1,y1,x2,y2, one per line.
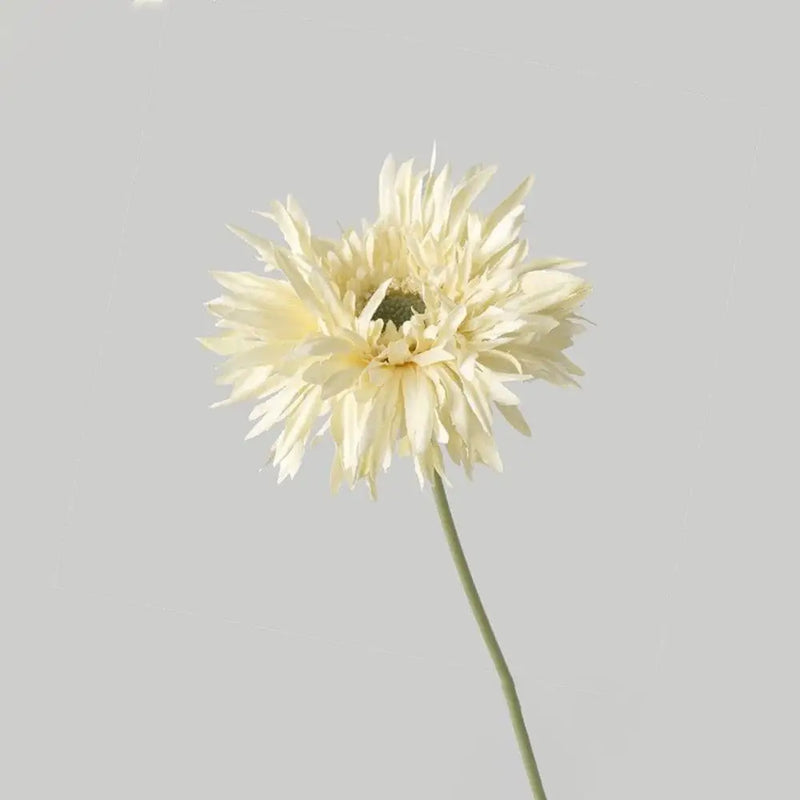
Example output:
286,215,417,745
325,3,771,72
446,164,497,238
460,375,492,433
520,257,587,272
221,343,291,372
395,158,415,224
433,412,450,444
521,313,561,337
481,239,524,276
483,175,535,235
320,366,364,400
196,333,252,356
410,168,425,224
479,205,525,259
286,195,312,242
476,317,528,343
210,367,274,409
226,225,278,269
273,386,322,463
311,415,332,445
204,305,281,334
521,270,591,314
244,383,304,440
436,305,468,342
476,349,523,374
357,278,394,329
496,402,531,436
386,338,412,365
277,440,306,483
295,336,354,358
272,248,324,316
294,255,351,329
247,376,296,420
302,358,341,385
254,197,312,259
208,270,289,302
412,454,426,489
421,144,439,226
412,346,455,367
473,429,503,472
427,163,452,234
460,352,478,381
479,370,521,406
402,368,435,455
378,154,397,219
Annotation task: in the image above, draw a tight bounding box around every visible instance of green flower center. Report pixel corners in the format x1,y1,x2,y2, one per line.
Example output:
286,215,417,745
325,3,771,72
371,289,426,328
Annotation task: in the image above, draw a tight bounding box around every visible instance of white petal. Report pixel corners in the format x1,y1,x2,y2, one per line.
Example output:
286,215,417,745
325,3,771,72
460,376,492,433
395,158,415,223
340,393,362,471
413,346,455,367
196,333,250,356
357,278,394,328
272,248,324,315
226,225,278,269
386,339,412,365
277,440,305,483
258,200,305,254
296,336,354,358
273,387,322,463
497,403,531,436
520,270,591,314
428,141,437,178
437,305,468,341
483,175,534,235
446,164,497,237
481,372,521,406
521,257,587,272
480,205,525,258
477,349,523,374
439,371,471,441
311,415,332,445
320,366,364,399
223,343,289,371
402,368,435,454
330,453,345,494
378,154,397,219
244,383,303,439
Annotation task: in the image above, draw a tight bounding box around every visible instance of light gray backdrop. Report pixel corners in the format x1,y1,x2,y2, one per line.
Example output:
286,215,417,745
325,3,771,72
2,1,797,798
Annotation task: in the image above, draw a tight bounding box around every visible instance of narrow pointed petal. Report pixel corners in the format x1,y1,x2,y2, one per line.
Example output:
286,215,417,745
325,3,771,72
402,368,435,454
484,175,535,235
497,403,531,436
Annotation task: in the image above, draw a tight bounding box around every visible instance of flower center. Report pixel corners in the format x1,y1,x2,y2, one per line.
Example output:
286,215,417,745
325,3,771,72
371,289,426,327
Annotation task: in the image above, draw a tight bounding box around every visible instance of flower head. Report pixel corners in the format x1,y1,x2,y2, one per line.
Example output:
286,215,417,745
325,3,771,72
199,148,591,496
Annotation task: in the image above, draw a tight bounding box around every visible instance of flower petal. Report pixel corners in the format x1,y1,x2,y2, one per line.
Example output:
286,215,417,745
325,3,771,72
412,346,455,367
496,402,531,436
226,225,278,269
378,154,397,219
320,366,364,400
484,175,535,235
357,278,394,329
402,368,435,454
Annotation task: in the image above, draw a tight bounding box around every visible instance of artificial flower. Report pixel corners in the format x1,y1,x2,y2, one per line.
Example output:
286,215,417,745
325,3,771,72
199,148,590,496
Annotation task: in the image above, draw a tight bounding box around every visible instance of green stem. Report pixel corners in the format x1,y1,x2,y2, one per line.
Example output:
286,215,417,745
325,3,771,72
431,472,548,800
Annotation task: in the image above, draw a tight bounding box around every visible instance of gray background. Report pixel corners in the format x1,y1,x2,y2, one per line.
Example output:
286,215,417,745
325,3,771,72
2,1,797,798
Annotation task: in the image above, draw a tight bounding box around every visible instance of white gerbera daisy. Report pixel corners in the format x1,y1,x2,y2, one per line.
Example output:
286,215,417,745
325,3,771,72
199,148,591,496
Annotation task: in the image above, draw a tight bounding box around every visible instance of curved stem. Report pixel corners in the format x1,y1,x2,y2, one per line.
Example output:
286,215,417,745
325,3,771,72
431,472,548,800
